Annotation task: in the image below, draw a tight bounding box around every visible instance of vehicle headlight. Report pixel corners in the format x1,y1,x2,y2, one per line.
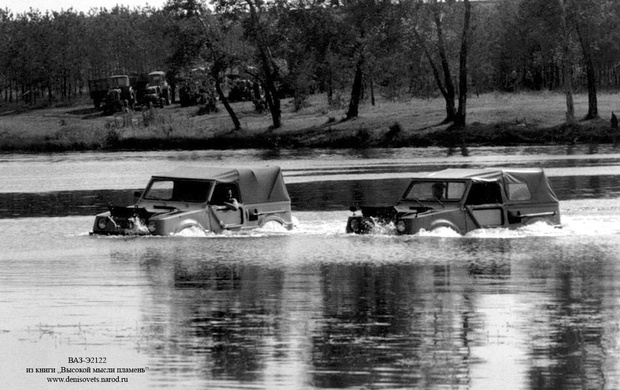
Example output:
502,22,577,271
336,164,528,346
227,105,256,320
97,218,108,230
147,220,157,233
350,218,360,232
396,220,406,232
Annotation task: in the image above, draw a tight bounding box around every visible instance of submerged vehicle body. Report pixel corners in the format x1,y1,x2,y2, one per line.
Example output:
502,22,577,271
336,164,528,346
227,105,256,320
92,166,294,236
346,168,561,235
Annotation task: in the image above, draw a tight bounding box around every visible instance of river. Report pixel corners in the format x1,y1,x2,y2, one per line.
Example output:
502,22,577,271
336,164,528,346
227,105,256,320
1,145,620,389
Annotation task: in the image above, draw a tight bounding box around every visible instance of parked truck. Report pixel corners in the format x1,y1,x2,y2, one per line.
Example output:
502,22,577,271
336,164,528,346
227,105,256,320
89,71,170,112
88,78,110,109
102,75,136,115
147,71,170,105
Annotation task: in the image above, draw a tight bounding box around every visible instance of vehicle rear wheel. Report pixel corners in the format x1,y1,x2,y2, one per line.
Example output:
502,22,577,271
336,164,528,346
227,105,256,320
260,220,286,231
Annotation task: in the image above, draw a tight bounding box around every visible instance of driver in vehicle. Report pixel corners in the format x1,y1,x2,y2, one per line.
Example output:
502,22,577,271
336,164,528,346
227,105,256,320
220,188,239,211
432,182,445,200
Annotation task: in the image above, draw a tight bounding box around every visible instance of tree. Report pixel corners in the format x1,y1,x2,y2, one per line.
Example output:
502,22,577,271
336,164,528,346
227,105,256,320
559,0,575,123
339,0,397,120
215,0,284,129
165,0,242,130
275,4,337,111
454,0,471,128
409,0,457,123
570,0,617,120
408,0,472,126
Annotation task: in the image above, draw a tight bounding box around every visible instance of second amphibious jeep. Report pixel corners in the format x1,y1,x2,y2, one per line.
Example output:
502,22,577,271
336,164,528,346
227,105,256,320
346,168,561,235
92,166,294,235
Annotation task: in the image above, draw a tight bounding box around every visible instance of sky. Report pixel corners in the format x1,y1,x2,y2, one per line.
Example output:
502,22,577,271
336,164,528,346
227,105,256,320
1,0,168,14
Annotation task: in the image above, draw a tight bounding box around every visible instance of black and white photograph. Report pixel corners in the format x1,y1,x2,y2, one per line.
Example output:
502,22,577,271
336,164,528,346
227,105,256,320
2,0,620,388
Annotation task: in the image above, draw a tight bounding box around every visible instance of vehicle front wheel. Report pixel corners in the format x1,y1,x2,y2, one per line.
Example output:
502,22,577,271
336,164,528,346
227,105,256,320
348,217,375,234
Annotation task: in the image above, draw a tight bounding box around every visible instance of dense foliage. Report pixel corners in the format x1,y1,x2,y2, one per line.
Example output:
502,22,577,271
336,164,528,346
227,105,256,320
2,0,620,125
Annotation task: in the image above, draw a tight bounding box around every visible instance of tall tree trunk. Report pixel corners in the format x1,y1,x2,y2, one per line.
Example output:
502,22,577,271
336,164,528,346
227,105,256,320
346,55,364,120
576,22,598,120
433,3,457,124
195,14,243,131
246,0,281,129
370,78,375,106
214,76,241,131
455,0,471,128
258,46,281,129
559,0,575,124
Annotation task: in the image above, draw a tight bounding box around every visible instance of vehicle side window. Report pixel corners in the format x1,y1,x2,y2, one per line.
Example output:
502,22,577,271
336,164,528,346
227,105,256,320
405,181,466,201
466,182,502,205
506,183,531,201
146,181,174,200
446,182,466,200
212,184,241,204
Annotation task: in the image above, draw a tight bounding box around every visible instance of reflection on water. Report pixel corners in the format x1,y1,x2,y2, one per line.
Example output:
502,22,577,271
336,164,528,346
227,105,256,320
118,235,620,389
2,211,620,389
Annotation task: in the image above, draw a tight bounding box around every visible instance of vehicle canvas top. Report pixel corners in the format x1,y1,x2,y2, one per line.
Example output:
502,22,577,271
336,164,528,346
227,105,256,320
425,168,558,204
152,166,291,204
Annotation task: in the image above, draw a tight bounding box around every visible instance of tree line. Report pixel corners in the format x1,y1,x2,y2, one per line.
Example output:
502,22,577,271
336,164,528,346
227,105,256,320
2,0,620,130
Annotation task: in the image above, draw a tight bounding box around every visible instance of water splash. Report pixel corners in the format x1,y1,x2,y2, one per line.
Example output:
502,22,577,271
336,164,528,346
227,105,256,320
124,217,150,235
89,208,620,239
174,226,212,237
418,226,463,237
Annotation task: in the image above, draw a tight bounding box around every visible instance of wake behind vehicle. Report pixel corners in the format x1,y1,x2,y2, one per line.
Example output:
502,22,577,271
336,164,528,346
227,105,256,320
346,168,561,235
92,166,294,235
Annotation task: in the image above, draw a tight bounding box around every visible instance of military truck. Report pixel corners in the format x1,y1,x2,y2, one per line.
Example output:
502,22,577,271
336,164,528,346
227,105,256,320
87,78,110,109
147,71,170,105
102,75,136,114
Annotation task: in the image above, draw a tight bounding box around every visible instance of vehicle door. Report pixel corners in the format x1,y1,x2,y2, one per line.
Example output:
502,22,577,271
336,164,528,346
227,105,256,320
464,181,504,228
210,183,243,228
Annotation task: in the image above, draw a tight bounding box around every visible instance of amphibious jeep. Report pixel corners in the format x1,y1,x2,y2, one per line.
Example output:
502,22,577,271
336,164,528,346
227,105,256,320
92,166,294,235
346,168,561,235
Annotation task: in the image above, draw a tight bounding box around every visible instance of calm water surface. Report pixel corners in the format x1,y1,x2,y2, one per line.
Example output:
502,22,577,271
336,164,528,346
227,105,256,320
2,146,620,389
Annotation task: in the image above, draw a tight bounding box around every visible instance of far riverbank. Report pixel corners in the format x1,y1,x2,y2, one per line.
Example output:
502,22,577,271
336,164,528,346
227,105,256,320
1,91,618,153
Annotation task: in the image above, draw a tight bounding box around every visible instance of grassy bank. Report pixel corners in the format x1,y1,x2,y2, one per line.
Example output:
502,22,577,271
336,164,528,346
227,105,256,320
1,91,619,153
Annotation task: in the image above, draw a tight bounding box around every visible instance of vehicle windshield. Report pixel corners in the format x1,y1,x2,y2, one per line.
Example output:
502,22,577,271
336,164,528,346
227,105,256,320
402,180,466,202
143,179,213,203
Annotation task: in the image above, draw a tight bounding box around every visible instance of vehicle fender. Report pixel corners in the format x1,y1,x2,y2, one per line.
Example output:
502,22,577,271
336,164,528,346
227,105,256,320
96,210,112,218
